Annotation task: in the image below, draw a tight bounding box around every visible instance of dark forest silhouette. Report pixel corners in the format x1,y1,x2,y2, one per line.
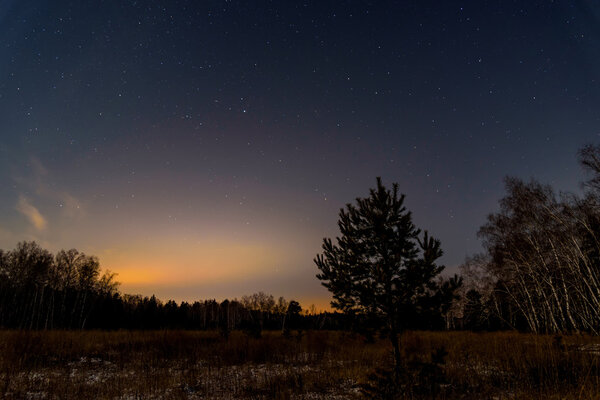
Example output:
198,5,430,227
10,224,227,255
0,244,326,331
453,144,600,334
0,240,455,332
2,144,600,335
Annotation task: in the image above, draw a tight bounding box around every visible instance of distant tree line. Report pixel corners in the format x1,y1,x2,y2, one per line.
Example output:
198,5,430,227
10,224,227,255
0,240,458,332
0,242,352,331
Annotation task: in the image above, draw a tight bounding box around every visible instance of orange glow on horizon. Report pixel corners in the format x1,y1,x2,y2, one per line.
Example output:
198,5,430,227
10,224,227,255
98,238,289,286
73,231,335,311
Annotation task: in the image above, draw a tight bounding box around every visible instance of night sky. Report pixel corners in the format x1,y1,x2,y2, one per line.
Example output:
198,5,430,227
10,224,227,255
1,1,599,309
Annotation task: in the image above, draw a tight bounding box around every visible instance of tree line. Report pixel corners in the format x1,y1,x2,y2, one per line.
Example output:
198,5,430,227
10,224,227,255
309,145,600,378
0,243,118,330
3,145,600,336
0,240,457,332
451,144,600,334
0,243,345,332
313,143,600,347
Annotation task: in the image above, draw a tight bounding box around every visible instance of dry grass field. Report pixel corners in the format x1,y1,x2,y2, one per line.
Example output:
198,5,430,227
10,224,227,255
1,330,599,399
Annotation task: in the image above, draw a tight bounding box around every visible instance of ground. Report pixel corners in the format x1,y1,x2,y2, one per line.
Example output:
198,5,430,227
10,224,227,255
1,330,599,399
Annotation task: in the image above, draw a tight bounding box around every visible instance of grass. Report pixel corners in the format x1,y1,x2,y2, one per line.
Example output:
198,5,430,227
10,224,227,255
0,330,599,399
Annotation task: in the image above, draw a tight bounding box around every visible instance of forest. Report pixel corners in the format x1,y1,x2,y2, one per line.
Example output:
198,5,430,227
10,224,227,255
0,241,453,333
460,144,600,334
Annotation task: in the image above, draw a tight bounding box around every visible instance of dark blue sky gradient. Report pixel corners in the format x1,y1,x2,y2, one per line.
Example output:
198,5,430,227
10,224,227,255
1,1,599,306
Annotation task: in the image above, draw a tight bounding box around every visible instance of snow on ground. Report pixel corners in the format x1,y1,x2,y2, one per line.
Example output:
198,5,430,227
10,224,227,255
6,356,362,399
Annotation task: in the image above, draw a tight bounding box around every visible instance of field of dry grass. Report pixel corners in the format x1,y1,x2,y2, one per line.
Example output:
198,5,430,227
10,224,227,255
1,330,599,399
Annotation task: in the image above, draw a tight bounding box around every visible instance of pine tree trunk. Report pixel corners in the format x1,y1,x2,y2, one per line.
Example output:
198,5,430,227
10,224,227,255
390,328,401,380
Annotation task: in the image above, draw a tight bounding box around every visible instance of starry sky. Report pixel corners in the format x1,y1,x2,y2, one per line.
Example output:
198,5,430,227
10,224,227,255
1,1,599,309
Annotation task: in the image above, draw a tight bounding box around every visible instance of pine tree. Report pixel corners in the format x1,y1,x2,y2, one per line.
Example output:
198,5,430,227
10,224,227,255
315,177,450,375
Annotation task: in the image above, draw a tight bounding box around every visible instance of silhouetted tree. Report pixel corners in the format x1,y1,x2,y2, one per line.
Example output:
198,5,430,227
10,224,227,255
287,300,302,316
315,177,456,376
219,299,231,339
283,300,302,335
475,144,600,333
579,143,600,192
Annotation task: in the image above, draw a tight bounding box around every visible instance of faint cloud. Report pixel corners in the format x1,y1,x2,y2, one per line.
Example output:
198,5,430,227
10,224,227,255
16,196,47,231
56,191,84,218
13,156,85,218
29,156,48,177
